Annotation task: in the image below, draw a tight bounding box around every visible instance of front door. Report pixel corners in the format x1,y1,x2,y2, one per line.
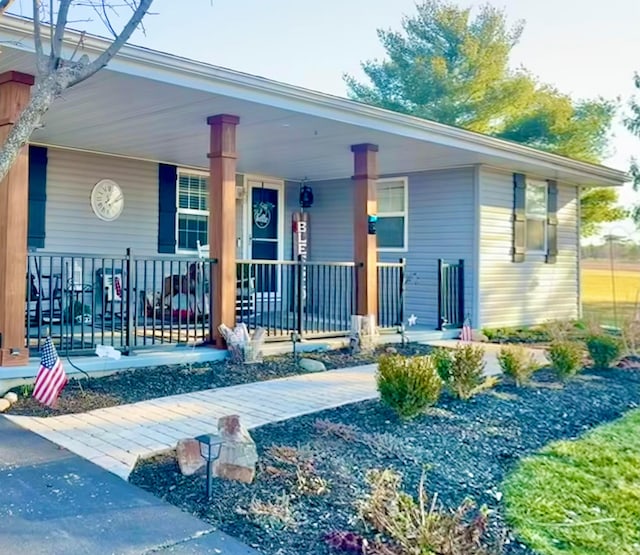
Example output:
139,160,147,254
249,181,282,293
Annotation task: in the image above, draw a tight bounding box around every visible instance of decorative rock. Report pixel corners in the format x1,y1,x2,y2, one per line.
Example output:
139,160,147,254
176,438,205,476
0,399,11,413
3,392,18,405
214,415,258,484
459,329,488,342
298,358,327,372
385,346,398,354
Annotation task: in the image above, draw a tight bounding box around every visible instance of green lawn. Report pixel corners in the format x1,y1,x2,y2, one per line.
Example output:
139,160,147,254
503,409,640,554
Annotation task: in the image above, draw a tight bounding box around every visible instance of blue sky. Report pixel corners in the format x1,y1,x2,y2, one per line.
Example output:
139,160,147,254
13,0,640,238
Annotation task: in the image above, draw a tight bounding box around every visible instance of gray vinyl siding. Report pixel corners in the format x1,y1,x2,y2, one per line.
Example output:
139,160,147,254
301,168,476,329
43,148,159,256
478,167,579,328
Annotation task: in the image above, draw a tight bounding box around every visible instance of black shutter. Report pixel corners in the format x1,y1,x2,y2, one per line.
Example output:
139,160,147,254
28,145,48,249
512,173,526,263
546,180,558,264
158,164,177,254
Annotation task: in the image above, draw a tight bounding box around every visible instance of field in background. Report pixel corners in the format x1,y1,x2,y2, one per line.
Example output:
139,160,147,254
582,260,640,326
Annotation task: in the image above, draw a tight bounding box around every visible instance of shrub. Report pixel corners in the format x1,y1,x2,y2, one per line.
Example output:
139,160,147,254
353,468,496,555
585,334,623,369
548,341,583,381
497,344,541,386
377,354,442,419
431,347,454,382
446,344,495,400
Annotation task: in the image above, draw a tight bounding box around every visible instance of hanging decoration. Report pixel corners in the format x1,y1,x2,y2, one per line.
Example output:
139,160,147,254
299,181,314,208
253,183,274,229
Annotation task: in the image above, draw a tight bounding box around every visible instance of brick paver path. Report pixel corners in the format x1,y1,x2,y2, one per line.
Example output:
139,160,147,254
6,365,378,480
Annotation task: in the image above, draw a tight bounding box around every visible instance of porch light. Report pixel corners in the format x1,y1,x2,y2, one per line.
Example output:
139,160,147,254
299,183,314,208
195,433,223,500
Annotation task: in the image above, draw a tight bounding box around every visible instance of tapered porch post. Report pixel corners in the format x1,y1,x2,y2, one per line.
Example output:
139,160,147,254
351,143,378,318
207,114,240,347
0,71,34,367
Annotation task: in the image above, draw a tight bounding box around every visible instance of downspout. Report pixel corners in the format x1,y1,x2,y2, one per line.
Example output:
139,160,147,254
472,164,482,329
576,185,582,320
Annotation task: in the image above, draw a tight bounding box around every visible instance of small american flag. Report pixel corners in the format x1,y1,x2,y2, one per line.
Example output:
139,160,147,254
460,315,473,342
33,337,68,408
114,275,122,299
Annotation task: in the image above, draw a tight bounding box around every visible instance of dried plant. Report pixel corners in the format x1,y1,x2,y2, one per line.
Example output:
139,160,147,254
314,419,358,441
265,444,330,496
246,493,296,530
356,469,497,555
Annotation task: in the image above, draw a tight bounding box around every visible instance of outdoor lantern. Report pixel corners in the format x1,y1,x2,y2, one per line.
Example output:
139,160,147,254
195,433,223,500
299,183,314,208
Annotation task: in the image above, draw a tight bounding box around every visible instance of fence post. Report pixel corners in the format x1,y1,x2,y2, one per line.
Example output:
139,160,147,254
399,258,406,327
124,248,134,355
437,259,443,330
296,255,304,337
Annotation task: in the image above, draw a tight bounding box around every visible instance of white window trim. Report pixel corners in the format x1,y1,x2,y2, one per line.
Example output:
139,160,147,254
376,176,409,253
176,168,209,254
525,178,548,254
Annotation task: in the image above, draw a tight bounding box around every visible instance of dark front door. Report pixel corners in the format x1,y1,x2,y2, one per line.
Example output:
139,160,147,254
250,183,280,293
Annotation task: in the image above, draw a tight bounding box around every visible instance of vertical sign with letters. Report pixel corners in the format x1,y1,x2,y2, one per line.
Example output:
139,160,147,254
292,212,309,307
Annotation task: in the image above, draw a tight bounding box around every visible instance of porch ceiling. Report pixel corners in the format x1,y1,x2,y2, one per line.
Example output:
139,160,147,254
0,33,628,186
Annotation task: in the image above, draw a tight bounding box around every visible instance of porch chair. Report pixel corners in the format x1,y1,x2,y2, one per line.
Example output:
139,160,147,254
196,240,256,319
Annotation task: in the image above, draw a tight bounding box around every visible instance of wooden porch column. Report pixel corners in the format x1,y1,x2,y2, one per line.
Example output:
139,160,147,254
0,71,34,367
351,143,378,318
207,114,240,347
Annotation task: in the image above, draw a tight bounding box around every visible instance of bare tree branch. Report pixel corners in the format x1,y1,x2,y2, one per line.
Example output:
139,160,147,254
32,0,47,75
50,0,71,69
69,0,153,87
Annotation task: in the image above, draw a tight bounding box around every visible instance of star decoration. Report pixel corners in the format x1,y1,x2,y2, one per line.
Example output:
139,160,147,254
407,314,417,327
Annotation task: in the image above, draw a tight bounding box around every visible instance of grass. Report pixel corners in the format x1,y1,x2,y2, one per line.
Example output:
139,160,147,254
581,264,640,327
503,408,640,555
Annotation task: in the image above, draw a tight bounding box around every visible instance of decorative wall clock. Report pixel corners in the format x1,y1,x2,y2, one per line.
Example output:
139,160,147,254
91,179,124,221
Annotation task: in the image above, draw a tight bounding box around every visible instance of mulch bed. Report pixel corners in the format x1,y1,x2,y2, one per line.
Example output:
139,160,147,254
6,342,431,417
130,366,640,555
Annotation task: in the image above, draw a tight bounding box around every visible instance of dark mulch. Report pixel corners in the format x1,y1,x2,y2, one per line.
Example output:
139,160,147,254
7,342,431,417
130,367,640,555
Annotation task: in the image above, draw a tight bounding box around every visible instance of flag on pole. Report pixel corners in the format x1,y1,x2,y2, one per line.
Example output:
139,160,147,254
460,315,473,342
33,337,68,408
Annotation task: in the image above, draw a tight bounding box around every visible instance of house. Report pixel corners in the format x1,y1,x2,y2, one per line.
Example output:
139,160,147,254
0,15,628,369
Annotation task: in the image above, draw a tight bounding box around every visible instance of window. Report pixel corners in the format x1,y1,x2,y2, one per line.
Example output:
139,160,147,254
177,171,208,251
377,178,408,250
525,179,548,252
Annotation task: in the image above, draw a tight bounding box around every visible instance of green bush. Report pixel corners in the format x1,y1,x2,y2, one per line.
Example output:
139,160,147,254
497,344,541,386
431,347,454,382
377,354,442,419
585,334,623,369
548,341,583,381
447,344,494,400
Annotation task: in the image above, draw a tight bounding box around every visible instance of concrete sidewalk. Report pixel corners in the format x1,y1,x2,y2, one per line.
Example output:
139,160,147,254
0,416,259,555
6,364,378,480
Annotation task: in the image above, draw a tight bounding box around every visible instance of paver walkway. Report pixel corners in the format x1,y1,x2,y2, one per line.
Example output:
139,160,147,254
6,341,548,481
6,364,378,480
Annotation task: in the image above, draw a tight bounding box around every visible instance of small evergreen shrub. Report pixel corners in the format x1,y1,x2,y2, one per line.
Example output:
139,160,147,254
446,344,494,400
497,344,541,386
548,340,583,381
377,354,442,419
585,334,623,368
431,347,454,382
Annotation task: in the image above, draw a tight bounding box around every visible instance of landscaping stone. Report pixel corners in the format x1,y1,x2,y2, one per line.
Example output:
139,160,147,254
3,392,18,405
214,415,258,484
0,399,10,412
471,329,489,342
175,438,205,476
298,358,327,372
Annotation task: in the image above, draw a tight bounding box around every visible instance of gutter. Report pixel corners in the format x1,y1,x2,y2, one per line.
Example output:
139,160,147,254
0,15,629,187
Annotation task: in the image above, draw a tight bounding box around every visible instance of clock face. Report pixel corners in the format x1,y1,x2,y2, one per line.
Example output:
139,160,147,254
91,179,124,221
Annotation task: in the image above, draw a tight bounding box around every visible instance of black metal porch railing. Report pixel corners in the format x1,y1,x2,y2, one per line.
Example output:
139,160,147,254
26,251,406,355
438,258,465,329
377,259,405,329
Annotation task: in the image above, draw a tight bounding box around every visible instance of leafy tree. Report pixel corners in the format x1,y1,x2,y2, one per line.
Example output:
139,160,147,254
625,73,640,227
0,0,154,182
345,0,623,235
